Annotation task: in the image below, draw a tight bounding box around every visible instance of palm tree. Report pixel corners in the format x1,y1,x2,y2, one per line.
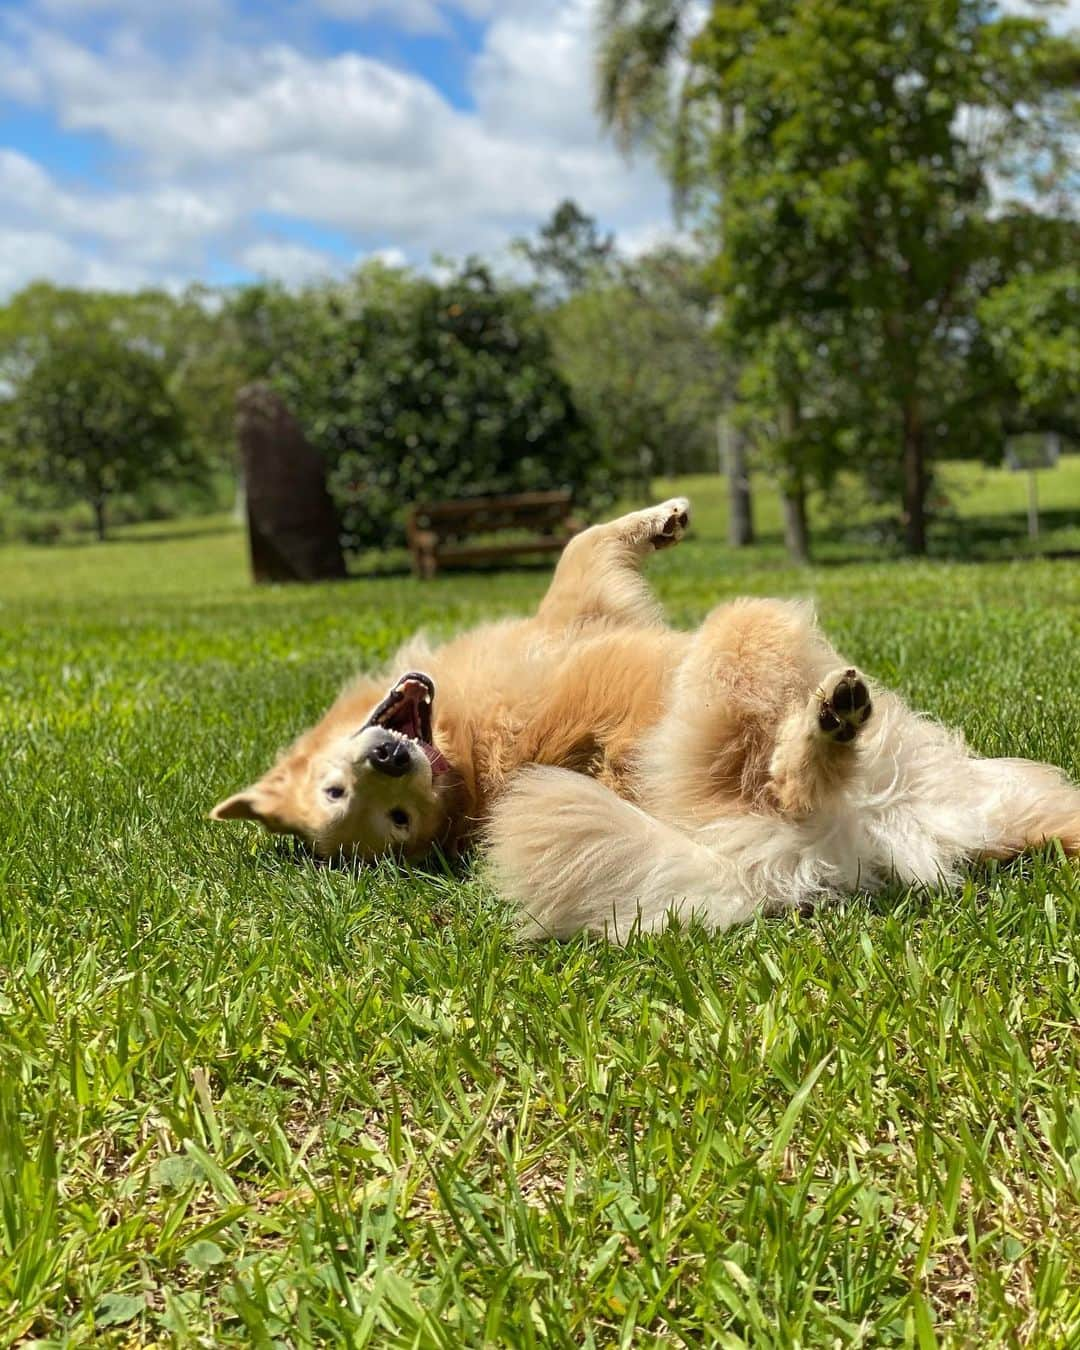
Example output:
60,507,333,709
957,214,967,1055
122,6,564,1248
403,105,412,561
595,1,699,149
594,0,756,549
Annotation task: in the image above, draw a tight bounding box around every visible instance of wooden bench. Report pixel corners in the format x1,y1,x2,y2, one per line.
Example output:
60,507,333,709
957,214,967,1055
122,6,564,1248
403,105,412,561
406,491,583,578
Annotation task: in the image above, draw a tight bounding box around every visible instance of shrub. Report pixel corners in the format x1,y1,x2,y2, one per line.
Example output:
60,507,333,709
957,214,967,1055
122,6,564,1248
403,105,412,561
257,262,615,551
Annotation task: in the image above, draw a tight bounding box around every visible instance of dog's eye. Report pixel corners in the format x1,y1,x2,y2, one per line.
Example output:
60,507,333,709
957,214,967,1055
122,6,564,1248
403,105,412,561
389,808,409,830
325,785,346,801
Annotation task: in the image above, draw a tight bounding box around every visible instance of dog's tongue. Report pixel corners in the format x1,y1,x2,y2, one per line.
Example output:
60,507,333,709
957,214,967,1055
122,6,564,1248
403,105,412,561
422,742,451,775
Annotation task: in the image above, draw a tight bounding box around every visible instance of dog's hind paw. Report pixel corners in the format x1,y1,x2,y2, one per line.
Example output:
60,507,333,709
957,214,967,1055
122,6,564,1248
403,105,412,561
647,497,691,549
817,668,872,743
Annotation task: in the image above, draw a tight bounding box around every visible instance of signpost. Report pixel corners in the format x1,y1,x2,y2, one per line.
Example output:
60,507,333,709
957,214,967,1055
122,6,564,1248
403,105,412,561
1004,432,1061,541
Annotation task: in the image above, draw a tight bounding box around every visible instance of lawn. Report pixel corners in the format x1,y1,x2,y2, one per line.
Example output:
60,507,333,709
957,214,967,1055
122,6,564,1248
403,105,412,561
2,468,1080,1346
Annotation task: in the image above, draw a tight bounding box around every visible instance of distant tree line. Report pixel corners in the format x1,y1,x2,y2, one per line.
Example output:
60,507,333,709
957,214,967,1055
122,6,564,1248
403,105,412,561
0,246,721,548
0,0,1076,556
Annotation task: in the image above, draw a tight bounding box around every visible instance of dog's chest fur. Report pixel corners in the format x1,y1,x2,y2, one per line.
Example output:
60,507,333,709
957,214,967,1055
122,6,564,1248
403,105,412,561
430,620,690,821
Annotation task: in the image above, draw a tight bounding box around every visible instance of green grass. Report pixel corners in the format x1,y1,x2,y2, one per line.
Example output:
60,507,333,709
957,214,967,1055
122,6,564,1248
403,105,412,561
3,467,1080,1346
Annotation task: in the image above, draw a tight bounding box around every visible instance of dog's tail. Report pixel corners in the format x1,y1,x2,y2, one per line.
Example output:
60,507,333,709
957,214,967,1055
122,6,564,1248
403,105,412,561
968,757,1080,859
485,766,828,942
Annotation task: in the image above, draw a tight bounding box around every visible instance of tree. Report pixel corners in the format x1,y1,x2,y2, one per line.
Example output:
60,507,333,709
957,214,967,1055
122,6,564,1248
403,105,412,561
8,334,190,540
548,246,724,490
248,260,613,550
596,1,702,156
979,266,1080,432
597,0,1078,557
0,281,243,507
140,285,251,487
736,325,819,563
688,0,1079,553
515,199,617,301
596,0,757,546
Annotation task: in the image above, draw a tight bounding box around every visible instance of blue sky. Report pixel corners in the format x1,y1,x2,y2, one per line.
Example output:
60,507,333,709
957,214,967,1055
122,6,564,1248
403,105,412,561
0,0,675,295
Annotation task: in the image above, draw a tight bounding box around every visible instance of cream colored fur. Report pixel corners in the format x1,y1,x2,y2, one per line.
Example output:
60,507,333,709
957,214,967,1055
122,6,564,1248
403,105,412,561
212,497,1080,940
489,699,1080,940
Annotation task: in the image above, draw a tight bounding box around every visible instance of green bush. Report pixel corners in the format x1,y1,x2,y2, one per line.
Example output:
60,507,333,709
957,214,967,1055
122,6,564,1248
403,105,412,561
250,262,615,551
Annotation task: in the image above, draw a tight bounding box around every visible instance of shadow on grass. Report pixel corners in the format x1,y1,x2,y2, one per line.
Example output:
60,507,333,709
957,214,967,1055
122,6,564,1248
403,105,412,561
345,504,1080,578
927,507,1080,561
775,505,1080,568
47,519,242,548
347,553,567,581
77,498,1075,579
268,832,474,882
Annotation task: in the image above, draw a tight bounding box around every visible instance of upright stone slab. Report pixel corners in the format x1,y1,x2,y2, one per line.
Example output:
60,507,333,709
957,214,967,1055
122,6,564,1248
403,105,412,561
236,383,347,584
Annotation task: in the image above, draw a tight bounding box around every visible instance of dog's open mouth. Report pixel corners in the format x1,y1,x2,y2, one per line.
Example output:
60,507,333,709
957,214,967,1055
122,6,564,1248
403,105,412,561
358,671,450,774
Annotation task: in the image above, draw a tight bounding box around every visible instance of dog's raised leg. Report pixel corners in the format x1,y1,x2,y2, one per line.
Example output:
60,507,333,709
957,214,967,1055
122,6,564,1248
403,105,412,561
534,498,690,632
636,598,871,824
768,668,873,818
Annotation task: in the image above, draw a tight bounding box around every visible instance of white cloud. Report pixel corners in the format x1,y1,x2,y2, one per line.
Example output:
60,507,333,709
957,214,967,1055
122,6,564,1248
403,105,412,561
618,220,692,259
238,239,342,286
0,227,82,294
0,149,233,268
6,0,1066,300
0,225,184,293
471,0,602,144
0,1,674,296
14,35,451,168
312,0,449,33
25,0,229,25
1002,0,1080,31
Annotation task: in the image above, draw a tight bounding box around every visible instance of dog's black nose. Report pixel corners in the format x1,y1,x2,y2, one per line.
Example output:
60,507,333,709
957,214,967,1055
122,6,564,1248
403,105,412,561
367,731,413,778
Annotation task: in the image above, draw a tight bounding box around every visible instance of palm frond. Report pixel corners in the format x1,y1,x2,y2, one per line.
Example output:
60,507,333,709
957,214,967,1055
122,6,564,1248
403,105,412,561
594,0,701,151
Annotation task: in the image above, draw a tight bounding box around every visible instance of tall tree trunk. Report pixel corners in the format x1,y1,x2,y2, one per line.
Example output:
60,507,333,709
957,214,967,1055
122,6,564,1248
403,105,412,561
714,98,754,549
778,398,810,563
902,398,927,555
781,482,810,564
718,412,754,547
637,445,653,501
92,496,107,542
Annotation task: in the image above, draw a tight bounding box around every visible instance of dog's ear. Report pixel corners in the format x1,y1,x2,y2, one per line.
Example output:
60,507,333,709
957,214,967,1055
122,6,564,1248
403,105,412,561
210,789,264,823
210,770,297,834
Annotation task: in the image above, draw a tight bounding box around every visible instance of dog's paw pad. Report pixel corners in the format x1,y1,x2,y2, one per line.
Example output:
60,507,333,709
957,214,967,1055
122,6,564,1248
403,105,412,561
817,668,872,741
651,497,691,549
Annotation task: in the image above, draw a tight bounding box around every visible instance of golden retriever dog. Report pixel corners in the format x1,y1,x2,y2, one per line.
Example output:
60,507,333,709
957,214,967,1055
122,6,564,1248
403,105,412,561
212,498,1080,940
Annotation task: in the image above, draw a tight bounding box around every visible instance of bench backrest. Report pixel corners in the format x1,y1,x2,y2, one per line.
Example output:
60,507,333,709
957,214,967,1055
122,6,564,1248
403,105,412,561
408,491,574,539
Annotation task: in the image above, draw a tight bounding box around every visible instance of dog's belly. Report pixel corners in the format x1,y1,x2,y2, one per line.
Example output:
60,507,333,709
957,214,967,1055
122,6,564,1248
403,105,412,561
432,623,688,817
507,627,689,796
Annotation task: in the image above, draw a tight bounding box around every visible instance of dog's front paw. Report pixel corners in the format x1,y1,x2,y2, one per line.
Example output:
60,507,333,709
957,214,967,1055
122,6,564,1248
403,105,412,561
817,668,872,743
648,497,691,549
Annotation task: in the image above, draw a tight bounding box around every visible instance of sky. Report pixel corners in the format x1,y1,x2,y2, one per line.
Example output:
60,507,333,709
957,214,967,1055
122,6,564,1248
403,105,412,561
2,1,1076,300
0,0,679,297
